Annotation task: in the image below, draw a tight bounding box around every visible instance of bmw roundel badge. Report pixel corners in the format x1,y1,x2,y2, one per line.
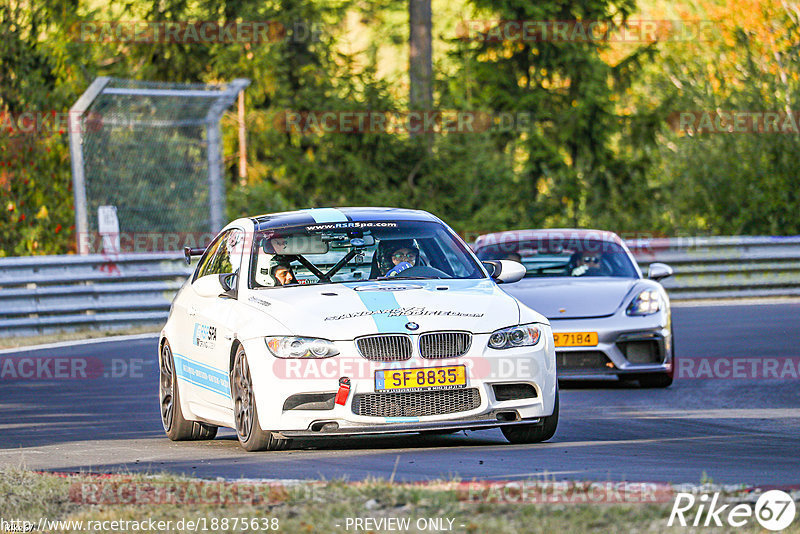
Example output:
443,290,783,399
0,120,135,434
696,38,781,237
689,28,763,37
405,322,420,331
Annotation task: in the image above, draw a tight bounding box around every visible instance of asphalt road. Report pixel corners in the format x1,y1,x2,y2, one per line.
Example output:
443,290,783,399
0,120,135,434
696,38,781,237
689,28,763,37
1,302,799,485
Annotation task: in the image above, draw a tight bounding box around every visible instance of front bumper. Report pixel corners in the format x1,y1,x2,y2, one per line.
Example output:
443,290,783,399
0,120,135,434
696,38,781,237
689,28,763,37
274,413,543,438
551,310,672,379
242,328,557,435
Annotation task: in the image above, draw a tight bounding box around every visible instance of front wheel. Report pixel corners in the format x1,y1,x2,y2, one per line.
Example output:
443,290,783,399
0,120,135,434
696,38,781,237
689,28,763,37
501,390,559,444
159,340,217,441
231,346,291,452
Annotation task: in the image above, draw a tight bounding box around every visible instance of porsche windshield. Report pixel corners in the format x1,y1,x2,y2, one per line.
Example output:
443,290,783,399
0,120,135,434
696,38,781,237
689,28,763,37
475,239,638,278
250,220,484,288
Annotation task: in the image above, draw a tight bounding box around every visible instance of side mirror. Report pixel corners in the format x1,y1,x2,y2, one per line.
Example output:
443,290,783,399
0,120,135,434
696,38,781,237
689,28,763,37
483,260,526,284
184,246,206,265
647,262,673,282
194,273,238,298
193,274,225,297
219,272,238,299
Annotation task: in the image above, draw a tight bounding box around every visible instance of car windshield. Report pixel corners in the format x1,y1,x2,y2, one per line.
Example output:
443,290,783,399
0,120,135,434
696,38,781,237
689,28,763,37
250,220,484,288
475,238,638,278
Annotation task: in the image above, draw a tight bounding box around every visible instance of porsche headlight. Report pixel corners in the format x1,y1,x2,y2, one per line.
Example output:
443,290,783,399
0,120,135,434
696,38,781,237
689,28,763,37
265,337,339,358
488,324,541,349
627,289,662,316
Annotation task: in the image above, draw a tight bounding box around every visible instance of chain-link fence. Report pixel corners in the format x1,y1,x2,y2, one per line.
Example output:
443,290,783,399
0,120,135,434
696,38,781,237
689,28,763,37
69,77,249,254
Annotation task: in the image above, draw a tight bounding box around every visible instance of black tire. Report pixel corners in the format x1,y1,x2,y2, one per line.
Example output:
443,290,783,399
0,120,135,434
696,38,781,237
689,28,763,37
159,340,218,441
231,345,291,452
501,389,559,444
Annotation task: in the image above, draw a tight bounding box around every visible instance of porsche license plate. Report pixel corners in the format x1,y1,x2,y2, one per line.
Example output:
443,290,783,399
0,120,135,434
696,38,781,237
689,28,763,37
553,332,599,347
375,365,467,392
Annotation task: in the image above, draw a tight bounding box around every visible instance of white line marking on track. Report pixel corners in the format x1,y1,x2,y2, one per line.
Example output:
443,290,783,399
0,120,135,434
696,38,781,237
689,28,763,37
0,333,159,355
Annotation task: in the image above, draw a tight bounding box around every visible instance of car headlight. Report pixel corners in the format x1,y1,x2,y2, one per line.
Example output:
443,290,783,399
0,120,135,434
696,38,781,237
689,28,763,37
488,324,541,349
265,337,339,358
627,289,662,316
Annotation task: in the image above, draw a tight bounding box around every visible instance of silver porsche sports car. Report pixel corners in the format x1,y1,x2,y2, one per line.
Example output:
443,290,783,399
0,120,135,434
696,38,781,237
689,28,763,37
473,229,674,387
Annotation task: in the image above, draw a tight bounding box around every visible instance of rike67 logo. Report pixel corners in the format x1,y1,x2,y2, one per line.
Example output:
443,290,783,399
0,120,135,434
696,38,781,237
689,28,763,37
668,490,796,530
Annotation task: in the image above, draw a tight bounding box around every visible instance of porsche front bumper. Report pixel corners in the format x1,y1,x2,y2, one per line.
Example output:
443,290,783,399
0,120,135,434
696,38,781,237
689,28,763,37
551,311,672,379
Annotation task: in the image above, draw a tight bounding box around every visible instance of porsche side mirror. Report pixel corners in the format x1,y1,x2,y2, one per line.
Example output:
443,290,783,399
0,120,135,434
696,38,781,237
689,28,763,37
483,260,526,284
648,262,673,282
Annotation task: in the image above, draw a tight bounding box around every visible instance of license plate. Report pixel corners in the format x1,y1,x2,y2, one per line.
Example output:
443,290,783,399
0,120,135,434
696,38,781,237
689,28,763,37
553,332,599,347
375,365,467,392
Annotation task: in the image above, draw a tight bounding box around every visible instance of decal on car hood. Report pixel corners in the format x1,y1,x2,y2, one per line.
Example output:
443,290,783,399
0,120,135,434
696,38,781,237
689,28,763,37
353,284,423,292
242,279,527,338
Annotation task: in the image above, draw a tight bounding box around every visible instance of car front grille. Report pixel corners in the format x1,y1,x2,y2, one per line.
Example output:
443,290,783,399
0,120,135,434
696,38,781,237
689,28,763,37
352,388,481,417
356,334,412,361
419,332,472,359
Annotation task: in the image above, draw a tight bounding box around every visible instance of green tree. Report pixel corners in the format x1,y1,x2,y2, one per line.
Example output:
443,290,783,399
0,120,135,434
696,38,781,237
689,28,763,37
444,0,669,234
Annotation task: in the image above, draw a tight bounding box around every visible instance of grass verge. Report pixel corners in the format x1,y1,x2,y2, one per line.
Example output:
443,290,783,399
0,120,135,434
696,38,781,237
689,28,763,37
1,468,797,533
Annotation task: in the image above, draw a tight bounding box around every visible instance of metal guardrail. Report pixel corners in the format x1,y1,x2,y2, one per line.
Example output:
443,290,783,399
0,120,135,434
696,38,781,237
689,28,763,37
1,236,799,337
0,253,191,337
627,235,800,300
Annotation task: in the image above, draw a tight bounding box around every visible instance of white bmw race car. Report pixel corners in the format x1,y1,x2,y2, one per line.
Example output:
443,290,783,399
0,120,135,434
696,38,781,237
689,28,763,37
159,208,558,451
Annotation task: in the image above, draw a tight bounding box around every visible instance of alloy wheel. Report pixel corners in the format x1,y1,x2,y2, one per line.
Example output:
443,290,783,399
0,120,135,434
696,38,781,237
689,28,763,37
159,343,174,431
233,350,254,442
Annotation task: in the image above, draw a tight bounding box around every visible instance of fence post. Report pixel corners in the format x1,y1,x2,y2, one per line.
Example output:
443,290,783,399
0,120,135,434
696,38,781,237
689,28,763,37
204,78,251,233
206,121,224,232
69,77,111,255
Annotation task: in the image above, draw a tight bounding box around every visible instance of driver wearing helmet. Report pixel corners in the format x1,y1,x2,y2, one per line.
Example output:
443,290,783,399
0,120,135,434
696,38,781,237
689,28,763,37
375,239,420,278
258,255,297,286
271,258,297,285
